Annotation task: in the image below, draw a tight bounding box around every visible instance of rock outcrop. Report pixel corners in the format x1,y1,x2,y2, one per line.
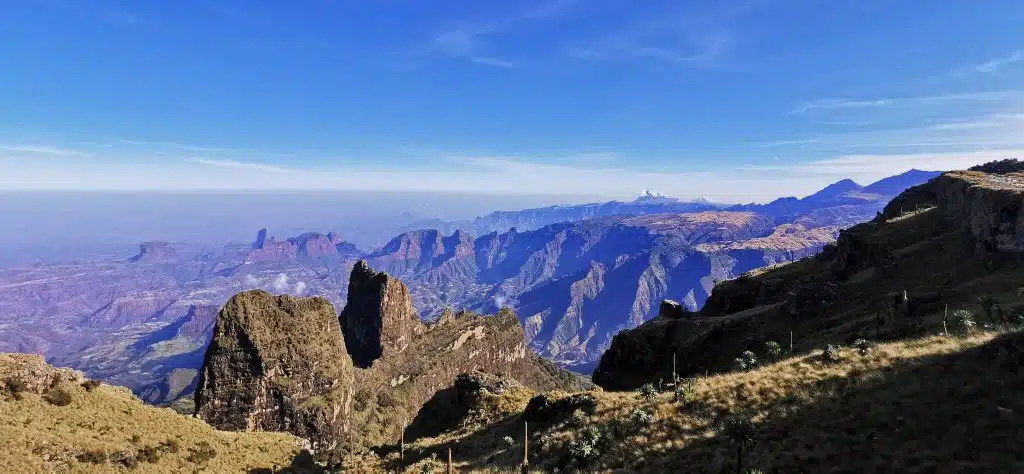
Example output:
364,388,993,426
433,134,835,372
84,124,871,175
339,261,426,368
593,168,1024,390
130,241,176,262
194,291,355,454
197,262,587,457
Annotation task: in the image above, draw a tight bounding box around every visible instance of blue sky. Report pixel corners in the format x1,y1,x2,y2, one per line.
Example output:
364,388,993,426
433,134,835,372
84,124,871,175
1,0,1023,202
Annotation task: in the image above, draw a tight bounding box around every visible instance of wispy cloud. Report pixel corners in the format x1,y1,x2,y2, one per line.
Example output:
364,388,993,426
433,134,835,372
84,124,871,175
742,150,1012,176
186,158,294,173
972,49,1024,73
568,31,733,67
425,0,576,68
0,145,91,157
791,90,1024,114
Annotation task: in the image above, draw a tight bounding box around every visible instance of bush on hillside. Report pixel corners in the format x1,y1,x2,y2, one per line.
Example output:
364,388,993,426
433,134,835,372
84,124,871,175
822,345,843,363
566,424,602,467
764,341,783,360
76,450,108,464
852,339,873,356
637,383,658,403
969,159,1024,174
734,350,759,371
951,310,976,335
3,377,27,401
186,441,217,464
81,379,102,392
43,387,72,406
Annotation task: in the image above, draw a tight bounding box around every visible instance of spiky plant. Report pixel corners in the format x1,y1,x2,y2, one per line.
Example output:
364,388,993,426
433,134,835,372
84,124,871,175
852,339,873,356
763,341,782,360
722,414,756,474
976,296,1002,324
951,310,976,335
637,383,658,403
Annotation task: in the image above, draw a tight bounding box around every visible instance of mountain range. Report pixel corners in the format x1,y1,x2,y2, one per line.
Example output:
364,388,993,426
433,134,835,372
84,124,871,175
0,169,939,402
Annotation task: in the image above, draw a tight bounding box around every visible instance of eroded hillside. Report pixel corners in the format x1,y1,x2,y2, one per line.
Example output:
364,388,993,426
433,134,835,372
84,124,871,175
594,169,1024,389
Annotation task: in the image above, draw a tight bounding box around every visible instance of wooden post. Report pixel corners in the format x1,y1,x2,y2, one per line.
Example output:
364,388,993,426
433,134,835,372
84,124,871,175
521,421,529,473
943,304,949,337
447,446,453,474
789,331,794,353
672,353,678,402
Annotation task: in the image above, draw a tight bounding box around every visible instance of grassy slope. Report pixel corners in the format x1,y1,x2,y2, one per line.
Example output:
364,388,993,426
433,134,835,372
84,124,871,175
365,330,1023,473
0,369,307,473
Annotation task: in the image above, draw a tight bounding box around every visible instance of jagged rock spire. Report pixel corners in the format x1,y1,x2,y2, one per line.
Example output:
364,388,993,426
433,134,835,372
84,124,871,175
339,260,426,368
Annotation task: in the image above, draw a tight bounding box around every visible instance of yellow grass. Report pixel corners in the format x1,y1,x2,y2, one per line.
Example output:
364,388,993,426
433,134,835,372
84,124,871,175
1,379,304,472
376,331,1023,473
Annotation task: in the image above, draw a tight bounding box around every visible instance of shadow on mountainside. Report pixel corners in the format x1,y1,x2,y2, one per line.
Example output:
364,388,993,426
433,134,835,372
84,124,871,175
249,449,325,474
646,330,1024,474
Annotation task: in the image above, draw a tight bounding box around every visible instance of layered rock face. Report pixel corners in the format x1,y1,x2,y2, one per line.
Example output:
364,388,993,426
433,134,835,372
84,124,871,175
593,169,1024,390
340,261,426,368
196,261,586,456
194,291,355,454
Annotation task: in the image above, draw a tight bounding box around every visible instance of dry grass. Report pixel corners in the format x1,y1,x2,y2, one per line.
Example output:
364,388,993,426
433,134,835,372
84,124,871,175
0,371,305,472
370,331,1023,473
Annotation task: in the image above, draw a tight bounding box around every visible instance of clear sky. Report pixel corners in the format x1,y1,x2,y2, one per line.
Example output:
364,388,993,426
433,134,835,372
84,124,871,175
2,0,1023,202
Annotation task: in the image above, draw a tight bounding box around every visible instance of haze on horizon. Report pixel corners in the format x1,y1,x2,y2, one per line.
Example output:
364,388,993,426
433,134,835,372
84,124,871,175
2,0,1022,256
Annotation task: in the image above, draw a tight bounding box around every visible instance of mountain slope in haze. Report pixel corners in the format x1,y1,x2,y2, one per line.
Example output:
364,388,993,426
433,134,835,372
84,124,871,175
0,170,937,400
1,230,362,404
594,168,1024,389
405,194,726,236
366,171,939,368
729,169,941,223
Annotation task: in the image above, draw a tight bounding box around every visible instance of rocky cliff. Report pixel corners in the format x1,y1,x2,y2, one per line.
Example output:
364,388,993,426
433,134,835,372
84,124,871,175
340,260,426,368
196,261,587,457
194,291,356,454
593,169,1024,389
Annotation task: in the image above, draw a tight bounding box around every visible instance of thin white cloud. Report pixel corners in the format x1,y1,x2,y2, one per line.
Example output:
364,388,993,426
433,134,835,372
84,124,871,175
570,31,733,67
186,158,294,173
294,281,307,295
791,90,1024,114
743,150,1013,176
425,0,575,68
0,145,91,157
973,50,1024,73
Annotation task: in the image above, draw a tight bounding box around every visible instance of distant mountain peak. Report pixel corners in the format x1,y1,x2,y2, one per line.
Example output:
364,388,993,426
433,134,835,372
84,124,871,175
634,190,679,203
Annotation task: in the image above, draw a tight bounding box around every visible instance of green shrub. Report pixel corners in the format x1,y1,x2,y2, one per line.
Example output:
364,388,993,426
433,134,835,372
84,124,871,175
951,310,976,335
110,451,138,469
734,350,759,371
675,378,697,404
3,377,27,401
137,445,162,464
568,409,589,428
503,435,515,447
822,345,843,363
186,441,217,464
637,383,658,403
852,339,873,356
630,407,655,427
567,424,602,466
158,439,181,454
76,450,108,464
42,387,72,406
763,341,783,359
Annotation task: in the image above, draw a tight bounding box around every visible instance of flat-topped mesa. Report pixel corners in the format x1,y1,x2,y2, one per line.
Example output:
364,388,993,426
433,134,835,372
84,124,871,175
194,290,354,454
339,260,426,368
130,241,176,262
